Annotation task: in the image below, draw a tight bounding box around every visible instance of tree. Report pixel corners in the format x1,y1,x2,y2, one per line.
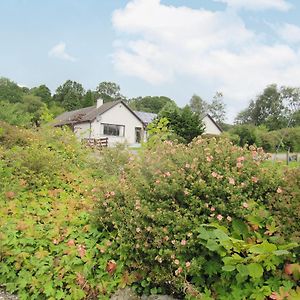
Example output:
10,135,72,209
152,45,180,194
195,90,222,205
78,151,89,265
53,80,85,110
31,85,52,105
0,100,32,126
128,96,174,114
159,104,204,143
96,81,125,103
82,90,98,107
207,92,226,125
189,94,208,115
280,86,300,127
22,95,48,126
235,84,287,130
0,77,23,103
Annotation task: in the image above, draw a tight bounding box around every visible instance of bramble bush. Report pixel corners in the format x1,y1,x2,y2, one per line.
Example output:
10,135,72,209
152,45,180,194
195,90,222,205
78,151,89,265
95,137,300,299
0,123,124,299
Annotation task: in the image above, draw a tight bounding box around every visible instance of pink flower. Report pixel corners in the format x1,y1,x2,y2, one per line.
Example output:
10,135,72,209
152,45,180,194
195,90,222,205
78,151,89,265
229,178,235,185
181,239,187,246
174,259,180,265
110,191,115,196
165,172,171,177
185,261,191,268
211,172,218,178
251,177,259,183
155,179,160,184
175,267,183,276
77,244,86,258
171,254,176,259
237,156,245,162
242,202,249,208
171,240,176,245
185,163,190,168
67,239,75,247
226,216,232,222
277,187,283,194
210,207,215,212
236,162,243,168
206,156,213,162
216,214,223,221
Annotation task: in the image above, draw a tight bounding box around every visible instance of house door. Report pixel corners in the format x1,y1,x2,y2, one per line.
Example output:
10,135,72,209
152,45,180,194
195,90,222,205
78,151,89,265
135,127,142,143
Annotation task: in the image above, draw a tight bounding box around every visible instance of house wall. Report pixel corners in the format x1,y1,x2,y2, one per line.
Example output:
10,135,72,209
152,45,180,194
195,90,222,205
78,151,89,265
202,116,221,135
90,102,145,146
74,122,91,139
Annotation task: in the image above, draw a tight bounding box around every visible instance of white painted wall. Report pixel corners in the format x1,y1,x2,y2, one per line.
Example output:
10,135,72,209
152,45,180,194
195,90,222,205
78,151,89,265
90,102,145,146
74,122,91,139
202,115,222,135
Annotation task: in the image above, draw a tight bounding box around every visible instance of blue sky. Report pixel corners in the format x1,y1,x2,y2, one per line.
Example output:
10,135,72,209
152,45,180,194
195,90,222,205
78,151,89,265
1,0,300,121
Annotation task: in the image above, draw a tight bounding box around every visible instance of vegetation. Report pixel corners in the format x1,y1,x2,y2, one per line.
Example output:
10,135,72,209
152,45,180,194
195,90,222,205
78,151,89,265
0,121,299,299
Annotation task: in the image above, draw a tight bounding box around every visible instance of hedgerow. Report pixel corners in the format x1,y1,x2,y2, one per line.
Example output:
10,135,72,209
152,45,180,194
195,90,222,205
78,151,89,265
95,138,300,299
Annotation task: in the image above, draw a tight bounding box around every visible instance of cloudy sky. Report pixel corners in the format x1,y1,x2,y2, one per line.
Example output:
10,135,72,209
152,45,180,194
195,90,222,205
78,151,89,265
1,0,300,121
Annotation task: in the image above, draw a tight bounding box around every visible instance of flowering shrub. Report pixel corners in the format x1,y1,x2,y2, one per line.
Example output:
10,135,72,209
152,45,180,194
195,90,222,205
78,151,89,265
0,123,124,299
95,137,299,299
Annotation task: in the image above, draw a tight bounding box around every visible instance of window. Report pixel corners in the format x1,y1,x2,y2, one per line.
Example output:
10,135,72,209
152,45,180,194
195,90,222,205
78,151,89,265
102,123,125,136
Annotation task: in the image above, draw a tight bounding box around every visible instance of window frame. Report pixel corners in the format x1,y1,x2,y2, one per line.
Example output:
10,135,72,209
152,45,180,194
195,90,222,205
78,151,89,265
101,123,125,137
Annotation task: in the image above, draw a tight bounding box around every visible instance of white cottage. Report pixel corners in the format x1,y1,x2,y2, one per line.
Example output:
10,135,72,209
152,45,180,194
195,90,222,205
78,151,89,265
54,100,222,146
54,99,155,147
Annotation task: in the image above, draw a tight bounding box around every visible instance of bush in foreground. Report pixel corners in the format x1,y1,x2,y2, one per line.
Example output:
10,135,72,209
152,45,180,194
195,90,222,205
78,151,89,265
96,138,300,299
0,123,124,299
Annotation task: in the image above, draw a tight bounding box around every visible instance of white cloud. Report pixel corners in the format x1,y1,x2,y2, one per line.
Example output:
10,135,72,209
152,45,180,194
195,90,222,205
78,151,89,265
214,0,291,11
277,23,300,44
48,42,76,62
111,0,300,120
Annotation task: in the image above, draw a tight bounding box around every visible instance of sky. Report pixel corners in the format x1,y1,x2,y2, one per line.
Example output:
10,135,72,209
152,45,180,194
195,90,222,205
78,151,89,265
1,0,300,122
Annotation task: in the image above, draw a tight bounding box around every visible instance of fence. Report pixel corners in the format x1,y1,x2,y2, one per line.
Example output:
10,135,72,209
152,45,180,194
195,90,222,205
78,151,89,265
82,138,108,149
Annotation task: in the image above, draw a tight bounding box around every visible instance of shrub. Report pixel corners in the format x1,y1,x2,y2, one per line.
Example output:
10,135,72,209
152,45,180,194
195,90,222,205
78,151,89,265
95,138,299,299
0,123,123,299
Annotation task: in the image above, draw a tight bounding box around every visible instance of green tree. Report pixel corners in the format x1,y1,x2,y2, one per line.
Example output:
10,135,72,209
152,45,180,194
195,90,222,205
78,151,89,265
96,81,125,103
22,95,48,126
159,104,204,143
53,80,85,110
208,92,226,125
31,84,52,105
0,100,32,126
0,77,23,103
189,94,208,115
128,96,174,114
235,84,287,130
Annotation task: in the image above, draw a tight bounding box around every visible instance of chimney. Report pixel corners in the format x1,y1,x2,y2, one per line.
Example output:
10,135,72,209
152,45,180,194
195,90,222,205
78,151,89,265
96,98,103,108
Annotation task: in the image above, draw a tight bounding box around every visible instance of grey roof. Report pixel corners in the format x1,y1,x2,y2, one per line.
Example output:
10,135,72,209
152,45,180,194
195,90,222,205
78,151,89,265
53,101,123,126
134,111,157,125
53,101,147,127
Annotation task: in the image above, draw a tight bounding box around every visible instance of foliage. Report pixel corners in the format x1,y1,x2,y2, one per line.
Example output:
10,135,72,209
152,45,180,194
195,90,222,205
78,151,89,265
235,84,300,131
189,93,226,125
128,96,174,114
227,125,300,152
0,77,24,103
189,94,208,115
158,105,204,143
0,123,124,299
0,101,33,127
96,81,125,103
53,80,86,110
95,137,300,299
208,92,226,125
30,84,52,105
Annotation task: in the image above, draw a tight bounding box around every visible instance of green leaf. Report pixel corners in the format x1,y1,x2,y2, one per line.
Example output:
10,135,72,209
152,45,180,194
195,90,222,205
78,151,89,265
247,263,264,279
222,265,236,272
232,219,249,238
249,242,277,254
